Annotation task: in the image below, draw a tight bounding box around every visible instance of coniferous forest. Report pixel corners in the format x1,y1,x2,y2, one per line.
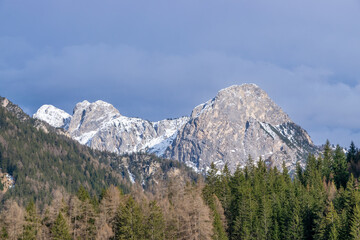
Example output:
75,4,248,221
1,101,360,239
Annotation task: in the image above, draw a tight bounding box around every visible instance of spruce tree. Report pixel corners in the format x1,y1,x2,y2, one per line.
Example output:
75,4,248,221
22,201,39,240
289,199,303,240
0,227,8,240
145,201,165,240
77,185,91,202
347,141,357,163
350,204,360,240
322,140,333,182
333,145,349,189
113,196,144,240
315,202,339,240
51,212,71,240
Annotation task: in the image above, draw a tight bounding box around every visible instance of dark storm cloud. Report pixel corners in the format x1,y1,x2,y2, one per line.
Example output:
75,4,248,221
0,0,360,147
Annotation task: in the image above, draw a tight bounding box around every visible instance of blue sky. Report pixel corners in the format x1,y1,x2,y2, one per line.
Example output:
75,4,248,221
1,0,360,147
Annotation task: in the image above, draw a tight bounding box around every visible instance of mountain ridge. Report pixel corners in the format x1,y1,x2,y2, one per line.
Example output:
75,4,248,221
0,96,198,205
33,84,319,173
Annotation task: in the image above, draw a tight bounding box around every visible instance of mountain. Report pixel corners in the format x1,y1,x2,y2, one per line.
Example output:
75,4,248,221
165,84,317,173
34,100,189,156
33,104,72,129
0,97,197,205
34,84,318,174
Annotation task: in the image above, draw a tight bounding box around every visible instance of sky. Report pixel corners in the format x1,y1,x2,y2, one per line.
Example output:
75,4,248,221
0,0,360,147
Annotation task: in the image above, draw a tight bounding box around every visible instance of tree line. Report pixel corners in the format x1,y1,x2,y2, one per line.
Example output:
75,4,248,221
0,179,215,240
1,139,360,239
204,140,360,240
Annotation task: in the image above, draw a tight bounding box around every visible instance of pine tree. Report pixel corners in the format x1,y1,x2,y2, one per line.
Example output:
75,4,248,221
51,212,71,240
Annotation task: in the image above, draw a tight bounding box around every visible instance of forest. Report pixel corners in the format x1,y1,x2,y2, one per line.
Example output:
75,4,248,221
1,140,360,239
1,99,360,239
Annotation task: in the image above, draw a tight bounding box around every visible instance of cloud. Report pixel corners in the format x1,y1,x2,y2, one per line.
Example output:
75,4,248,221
1,42,360,147
1,0,360,147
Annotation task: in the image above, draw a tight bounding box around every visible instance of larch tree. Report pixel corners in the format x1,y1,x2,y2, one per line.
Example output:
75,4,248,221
1,200,24,240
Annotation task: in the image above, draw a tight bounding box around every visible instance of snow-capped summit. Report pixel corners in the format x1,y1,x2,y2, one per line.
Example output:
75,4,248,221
34,100,189,156
33,105,72,129
33,84,318,174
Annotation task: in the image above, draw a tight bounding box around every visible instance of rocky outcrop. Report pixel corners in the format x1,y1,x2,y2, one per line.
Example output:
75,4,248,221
33,84,318,174
34,100,189,155
164,84,318,173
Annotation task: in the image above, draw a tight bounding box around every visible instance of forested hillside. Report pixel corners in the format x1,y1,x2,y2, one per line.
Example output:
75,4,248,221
204,141,360,240
0,98,197,207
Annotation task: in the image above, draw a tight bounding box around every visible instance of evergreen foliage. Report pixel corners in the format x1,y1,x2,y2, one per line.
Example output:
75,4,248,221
4,98,360,239
51,212,71,240
347,141,357,163
203,140,360,240
113,196,144,240
22,201,39,240
145,201,165,240
0,104,124,206
333,145,349,189
350,204,360,240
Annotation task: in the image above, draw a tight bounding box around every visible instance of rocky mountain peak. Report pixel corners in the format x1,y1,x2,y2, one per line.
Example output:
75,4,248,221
34,99,189,155
68,100,121,134
166,84,317,173
33,84,318,174
191,84,291,125
0,97,30,122
33,104,72,129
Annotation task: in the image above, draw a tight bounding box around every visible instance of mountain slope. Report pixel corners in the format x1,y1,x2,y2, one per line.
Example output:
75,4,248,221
34,100,189,155
34,84,318,174
0,97,197,206
33,104,72,129
165,84,317,173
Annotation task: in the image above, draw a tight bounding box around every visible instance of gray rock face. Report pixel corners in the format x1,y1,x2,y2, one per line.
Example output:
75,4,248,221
33,84,318,174
164,84,317,173
34,100,189,155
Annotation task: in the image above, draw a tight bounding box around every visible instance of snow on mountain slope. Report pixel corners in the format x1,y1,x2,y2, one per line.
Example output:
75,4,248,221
33,105,72,129
33,84,319,174
34,100,189,156
164,84,318,173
